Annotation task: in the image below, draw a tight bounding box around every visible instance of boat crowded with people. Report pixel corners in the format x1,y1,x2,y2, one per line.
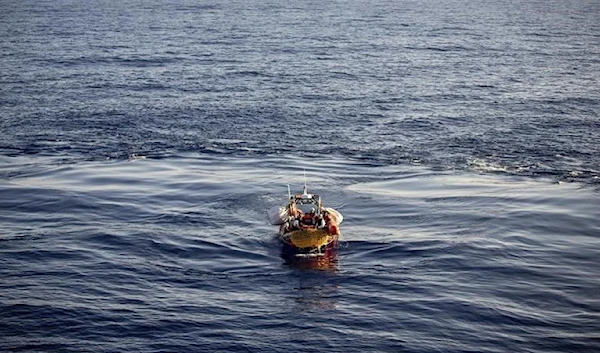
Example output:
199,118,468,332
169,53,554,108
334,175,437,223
268,184,343,258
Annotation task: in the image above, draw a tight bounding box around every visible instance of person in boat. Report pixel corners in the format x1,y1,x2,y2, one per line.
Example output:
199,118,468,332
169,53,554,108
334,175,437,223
282,217,291,233
323,210,331,225
302,209,316,226
291,216,300,230
288,203,302,218
316,213,326,229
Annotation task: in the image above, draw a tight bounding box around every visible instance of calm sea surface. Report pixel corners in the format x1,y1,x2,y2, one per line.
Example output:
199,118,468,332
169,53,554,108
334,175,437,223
1,0,599,352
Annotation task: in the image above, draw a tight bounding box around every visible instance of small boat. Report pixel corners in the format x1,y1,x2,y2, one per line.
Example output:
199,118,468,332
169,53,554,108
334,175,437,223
268,184,343,259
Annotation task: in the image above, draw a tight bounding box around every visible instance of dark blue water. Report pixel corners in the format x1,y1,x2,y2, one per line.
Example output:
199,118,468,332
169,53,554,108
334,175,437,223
1,0,599,352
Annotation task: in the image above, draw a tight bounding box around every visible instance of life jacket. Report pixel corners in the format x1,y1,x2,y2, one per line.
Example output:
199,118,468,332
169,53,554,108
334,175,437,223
302,213,314,225
328,224,339,235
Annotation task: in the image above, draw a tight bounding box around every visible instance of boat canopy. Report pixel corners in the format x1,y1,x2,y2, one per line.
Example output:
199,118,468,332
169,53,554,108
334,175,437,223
290,193,322,214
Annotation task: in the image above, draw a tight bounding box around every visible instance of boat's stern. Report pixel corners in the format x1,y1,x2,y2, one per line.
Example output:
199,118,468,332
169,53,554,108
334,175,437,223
280,228,339,258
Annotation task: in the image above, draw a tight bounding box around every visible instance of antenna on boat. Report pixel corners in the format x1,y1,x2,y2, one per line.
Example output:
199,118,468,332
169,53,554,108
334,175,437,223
287,184,292,200
303,169,308,195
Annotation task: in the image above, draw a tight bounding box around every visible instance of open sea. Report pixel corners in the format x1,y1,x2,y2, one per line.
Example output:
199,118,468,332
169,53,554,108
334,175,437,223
1,0,599,352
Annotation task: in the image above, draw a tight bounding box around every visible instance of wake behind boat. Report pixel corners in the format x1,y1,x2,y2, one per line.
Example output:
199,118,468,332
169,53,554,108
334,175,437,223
268,184,343,258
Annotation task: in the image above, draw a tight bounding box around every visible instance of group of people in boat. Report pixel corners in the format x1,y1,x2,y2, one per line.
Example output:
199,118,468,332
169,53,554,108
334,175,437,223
281,204,333,234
